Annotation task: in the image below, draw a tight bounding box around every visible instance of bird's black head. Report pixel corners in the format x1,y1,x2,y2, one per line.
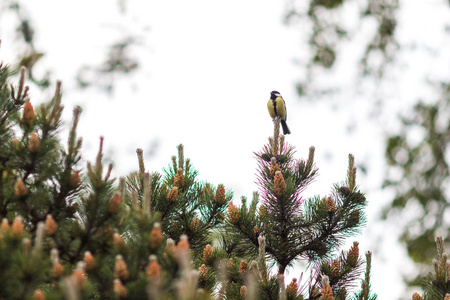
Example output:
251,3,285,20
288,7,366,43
270,91,282,99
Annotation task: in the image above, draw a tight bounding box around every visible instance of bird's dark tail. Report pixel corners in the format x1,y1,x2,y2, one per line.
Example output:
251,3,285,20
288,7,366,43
281,120,291,135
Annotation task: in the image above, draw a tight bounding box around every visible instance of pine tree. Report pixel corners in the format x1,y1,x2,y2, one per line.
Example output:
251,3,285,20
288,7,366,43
0,54,375,299
215,117,377,299
0,58,230,298
411,237,450,300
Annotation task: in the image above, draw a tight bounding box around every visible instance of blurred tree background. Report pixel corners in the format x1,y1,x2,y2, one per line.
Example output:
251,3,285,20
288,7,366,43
1,0,450,296
283,0,450,290
0,0,141,93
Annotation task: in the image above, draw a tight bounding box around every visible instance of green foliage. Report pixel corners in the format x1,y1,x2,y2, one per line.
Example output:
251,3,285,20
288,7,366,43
285,0,449,293
3,1,141,93
0,58,375,299
218,121,374,299
76,38,139,93
411,237,450,300
0,60,225,298
286,0,399,96
1,1,50,87
383,82,450,277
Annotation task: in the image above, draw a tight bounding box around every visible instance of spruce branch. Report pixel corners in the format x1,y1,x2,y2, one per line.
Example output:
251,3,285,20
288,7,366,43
14,66,27,103
351,251,377,300
279,274,287,300
0,59,376,299
49,80,62,124
245,271,258,300
136,148,145,183
143,171,152,214
417,237,450,299
178,144,184,171
172,155,177,173
61,276,81,300
271,117,282,156
67,106,82,159
258,235,269,285
249,191,259,218
216,259,229,300
347,154,357,193
32,221,44,256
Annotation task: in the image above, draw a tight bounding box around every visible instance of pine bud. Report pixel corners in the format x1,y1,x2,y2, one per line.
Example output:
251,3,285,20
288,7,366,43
347,241,359,267
146,255,162,280
109,193,122,214
52,261,65,279
198,264,208,282
240,286,247,298
69,170,81,189
33,289,46,300
241,196,247,207
83,251,96,271
1,218,10,231
163,238,177,259
50,248,59,262
214,184,226,205
321,284,334,300
286,278,298,299
28,132,40,153
167,187,178,202
165,238,175,248
203,244,213,264
270,157,277,166
274,171,287,197
412,292,423,300
45,215,58,235
331,259,340,277
253,226,259,234
113,232,125,249
189,217,200,232
228,202,239,224
72,263,86,289
432,259,438,275
21,100,36,126
11,216,24,239
113,279,128,299
227,258,235,268
174,169,184,189
445,294,450,300
326,197,336,213
270,163,281,178
149,223,163,250
114,255,129,280
239,260,248,274
177,234,190,253
14,179,28,197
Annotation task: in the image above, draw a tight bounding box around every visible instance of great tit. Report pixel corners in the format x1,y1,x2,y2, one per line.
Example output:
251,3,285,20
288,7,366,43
267,91,291,135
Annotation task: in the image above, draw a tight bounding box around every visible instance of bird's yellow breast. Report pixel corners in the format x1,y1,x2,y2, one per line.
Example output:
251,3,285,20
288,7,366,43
267,97,287,120
267,99,276,118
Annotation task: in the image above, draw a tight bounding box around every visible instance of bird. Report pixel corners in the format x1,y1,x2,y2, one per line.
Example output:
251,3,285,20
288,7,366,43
267,91,291,135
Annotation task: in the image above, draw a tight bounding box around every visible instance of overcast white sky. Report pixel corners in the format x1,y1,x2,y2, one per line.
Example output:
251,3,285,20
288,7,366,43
1,1,450,299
